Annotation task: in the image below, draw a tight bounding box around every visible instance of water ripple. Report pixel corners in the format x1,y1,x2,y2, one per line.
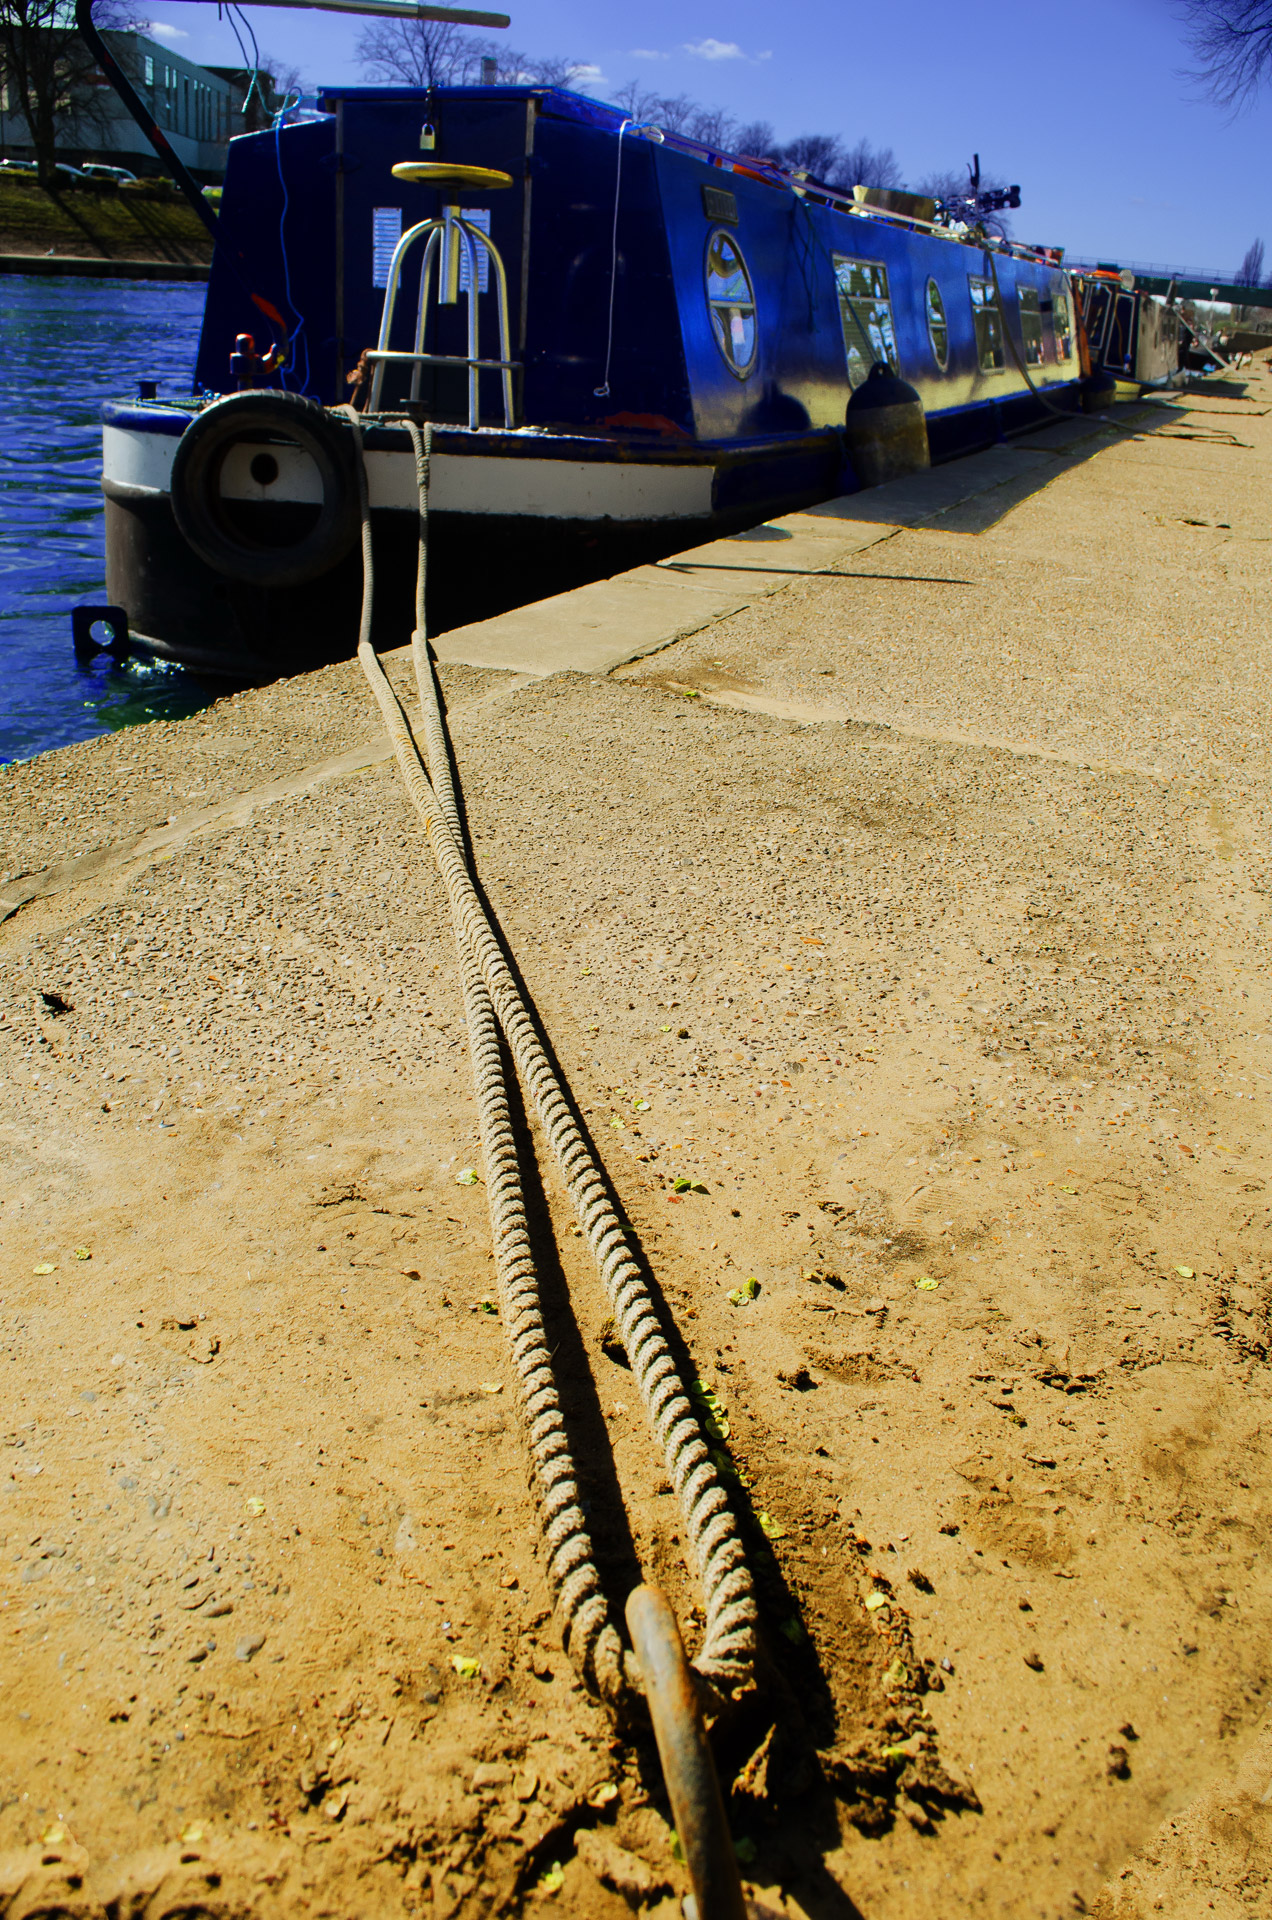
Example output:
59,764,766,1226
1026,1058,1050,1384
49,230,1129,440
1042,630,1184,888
0,274,209,765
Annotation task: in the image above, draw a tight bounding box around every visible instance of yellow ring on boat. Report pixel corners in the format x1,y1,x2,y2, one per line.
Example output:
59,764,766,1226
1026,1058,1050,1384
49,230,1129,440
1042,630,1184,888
390,161,514,189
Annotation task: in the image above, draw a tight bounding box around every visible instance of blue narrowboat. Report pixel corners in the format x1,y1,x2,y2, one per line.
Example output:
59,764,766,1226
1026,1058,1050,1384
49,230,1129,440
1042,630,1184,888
101,84,1088,679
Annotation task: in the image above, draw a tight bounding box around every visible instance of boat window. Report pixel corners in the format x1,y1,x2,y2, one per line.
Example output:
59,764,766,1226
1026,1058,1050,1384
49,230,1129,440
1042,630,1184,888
925,278,949,370
968,276,1005,372
705,230,758,378
833,255,899,389
1083,284,1111,358
1052,288,1073,360
1018,286,1044,365
1106,292,1136,372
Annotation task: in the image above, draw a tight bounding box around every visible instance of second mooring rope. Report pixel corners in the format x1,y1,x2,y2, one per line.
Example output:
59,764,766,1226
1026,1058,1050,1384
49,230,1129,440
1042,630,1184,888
347,413,757,1703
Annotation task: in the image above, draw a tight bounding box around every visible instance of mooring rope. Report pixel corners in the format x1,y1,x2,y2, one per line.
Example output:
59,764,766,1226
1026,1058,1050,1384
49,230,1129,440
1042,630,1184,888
346,413,757,1702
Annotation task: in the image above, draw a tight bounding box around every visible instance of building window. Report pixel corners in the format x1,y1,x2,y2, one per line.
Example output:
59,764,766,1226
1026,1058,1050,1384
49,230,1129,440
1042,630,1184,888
144,53,154,86
925,277,948,370
705,229,758,378
834,255,898,389
1018,285,1044,365
968,276,1005,372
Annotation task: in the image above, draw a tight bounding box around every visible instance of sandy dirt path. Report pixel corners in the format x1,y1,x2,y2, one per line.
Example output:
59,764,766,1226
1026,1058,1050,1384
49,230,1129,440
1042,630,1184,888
1,371,1270,1918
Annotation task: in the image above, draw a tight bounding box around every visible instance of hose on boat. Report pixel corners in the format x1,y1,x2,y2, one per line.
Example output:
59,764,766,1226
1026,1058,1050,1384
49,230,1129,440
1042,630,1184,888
344,411,758,1708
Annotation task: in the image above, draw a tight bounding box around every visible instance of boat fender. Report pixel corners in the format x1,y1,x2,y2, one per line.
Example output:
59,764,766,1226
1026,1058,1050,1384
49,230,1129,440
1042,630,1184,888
843,363,931,487
1080,369,1119,414
169,390,359,589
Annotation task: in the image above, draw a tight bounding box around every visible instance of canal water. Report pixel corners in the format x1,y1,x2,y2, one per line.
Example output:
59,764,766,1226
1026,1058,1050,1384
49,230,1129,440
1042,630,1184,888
0,273,209,766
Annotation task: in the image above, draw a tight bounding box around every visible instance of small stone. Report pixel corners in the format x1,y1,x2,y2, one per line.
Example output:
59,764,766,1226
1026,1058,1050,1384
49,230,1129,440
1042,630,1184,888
187,1646,209,1664
471,1763,511,1791
1023,1650,1044,1671
513,1769,539,1802
234,1632,266,1662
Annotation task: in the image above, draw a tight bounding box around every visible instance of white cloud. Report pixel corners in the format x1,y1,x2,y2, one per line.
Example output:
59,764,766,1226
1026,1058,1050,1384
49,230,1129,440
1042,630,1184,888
563,63,607,93
629,48,669,59
144,21,188,40
684,38,745,60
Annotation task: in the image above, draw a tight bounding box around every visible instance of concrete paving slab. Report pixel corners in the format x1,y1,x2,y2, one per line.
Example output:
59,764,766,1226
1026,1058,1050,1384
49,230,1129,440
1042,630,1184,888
433,416,1159,678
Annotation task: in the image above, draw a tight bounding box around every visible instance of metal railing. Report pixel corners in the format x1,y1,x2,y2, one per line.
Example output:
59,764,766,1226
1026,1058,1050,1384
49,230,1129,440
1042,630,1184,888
365,207,518,428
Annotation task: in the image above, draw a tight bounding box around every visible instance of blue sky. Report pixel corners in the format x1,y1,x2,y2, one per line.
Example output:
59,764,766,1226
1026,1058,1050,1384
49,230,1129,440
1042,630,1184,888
139,0,1271,274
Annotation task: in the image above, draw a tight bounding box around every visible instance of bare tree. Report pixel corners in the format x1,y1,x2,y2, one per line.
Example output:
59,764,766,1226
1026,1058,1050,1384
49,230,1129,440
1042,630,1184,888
356,17,481,87
733,117,774,156
1235,236,1266,282
1234,235,1268,320
612,81,713,135
0,0,127,184
1180,0,1272,107
356,18,583,91
839,138,902,190
774,131,843,181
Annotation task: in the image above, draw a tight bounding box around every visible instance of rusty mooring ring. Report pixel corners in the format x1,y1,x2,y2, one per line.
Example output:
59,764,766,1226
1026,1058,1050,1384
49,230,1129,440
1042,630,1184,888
626,1584,747,1920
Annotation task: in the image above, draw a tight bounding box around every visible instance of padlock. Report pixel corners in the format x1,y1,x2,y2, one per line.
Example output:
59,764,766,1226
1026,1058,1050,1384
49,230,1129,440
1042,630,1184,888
420,122,436,151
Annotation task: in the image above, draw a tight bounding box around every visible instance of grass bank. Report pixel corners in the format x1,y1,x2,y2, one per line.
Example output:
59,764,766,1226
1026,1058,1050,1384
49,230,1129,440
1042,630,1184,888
0,174,211,267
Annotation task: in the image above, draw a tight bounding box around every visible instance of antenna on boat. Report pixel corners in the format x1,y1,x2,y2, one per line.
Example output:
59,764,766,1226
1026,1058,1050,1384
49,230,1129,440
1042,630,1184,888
74,0,511,238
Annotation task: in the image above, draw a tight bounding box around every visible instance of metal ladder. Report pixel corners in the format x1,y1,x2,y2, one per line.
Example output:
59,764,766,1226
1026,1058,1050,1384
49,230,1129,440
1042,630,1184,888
365,207,518,428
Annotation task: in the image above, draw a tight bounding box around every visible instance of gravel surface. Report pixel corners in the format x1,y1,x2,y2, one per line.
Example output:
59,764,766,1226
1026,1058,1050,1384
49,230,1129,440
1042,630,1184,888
0,371,1270,1918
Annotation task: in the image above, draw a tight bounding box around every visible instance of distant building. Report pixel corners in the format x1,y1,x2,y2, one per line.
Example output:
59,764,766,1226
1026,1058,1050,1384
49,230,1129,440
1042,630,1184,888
0,31,278,182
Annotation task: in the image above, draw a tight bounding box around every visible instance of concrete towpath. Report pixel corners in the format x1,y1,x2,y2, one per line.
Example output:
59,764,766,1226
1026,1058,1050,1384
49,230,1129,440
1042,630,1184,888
1,368,1270,1920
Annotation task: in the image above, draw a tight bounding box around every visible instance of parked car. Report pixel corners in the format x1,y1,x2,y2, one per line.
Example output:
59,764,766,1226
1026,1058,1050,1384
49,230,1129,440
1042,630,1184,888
0,158,38,178
79,163,138,185
53,162,91,185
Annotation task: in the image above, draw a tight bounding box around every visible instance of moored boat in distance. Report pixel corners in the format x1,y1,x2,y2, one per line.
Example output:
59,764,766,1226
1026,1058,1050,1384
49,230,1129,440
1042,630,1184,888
101,84,1133,680
1072,266,1186,397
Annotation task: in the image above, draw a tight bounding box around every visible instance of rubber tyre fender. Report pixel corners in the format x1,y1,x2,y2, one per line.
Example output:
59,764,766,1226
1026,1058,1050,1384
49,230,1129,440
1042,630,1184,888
169,389,359,589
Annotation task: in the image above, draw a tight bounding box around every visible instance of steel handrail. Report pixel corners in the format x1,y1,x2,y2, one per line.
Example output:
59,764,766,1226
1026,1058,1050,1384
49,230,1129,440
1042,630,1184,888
366,212,517,428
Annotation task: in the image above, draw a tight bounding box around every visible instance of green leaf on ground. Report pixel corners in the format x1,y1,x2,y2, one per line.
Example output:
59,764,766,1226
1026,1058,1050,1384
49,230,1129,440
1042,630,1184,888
692,1379,730,1441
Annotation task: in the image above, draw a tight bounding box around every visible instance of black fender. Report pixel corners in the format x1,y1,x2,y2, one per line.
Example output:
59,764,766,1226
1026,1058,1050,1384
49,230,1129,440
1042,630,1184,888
169,390,359,589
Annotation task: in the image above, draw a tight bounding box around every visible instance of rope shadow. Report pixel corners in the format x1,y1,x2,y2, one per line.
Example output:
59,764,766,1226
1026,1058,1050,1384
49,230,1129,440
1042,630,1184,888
426,757,850,1777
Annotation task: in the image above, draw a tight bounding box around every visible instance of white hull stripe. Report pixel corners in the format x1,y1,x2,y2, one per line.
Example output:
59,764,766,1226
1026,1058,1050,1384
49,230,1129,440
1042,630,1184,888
102,425,715,522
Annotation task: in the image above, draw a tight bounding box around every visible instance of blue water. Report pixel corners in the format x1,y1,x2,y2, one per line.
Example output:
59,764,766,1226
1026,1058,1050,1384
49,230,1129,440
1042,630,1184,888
0,274,210,765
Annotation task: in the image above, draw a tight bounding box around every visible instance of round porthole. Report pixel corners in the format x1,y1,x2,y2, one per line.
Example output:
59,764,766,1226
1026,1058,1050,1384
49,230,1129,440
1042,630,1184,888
925,277,949,370
705,229,758,378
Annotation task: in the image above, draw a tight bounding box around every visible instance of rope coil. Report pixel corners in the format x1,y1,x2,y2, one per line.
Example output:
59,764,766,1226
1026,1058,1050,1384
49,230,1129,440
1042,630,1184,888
347,412,757,1704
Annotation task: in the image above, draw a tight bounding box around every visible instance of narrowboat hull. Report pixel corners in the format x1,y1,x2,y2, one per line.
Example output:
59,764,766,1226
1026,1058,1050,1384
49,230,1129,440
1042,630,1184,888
99,83,1092,679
